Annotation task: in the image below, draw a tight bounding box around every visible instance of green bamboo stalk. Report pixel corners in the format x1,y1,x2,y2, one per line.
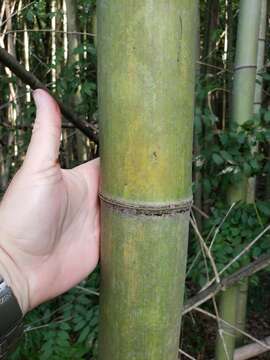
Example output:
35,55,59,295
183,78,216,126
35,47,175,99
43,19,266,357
97,1,197,359
202,0,220,216
267,3,270,201
92,9,97,49
194,5,203,230
234,4,268,347
247,0,267,204
216,1,261,359
65,0,88,163
232,0,261,127
252,0,268,202
235,278,249,346
236,0,267,346
227,0,261,202
254,0,267,115
215,286,238,360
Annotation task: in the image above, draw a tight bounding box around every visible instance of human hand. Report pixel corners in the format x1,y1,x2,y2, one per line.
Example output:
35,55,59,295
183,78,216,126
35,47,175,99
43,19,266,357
0,89,100,314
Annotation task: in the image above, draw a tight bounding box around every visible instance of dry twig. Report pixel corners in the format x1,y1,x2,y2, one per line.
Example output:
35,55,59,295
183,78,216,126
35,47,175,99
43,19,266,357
0,46,98,142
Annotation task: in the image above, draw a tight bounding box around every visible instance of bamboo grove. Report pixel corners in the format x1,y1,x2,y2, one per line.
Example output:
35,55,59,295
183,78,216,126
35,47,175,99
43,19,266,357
0,0,270,359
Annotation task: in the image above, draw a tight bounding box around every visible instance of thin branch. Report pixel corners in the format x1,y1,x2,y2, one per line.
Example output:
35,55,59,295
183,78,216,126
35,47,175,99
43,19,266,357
0,121,80,130
191,212,210,282
24,316,73,333
213,297,230,360
194,307,270,352
190,214,220,284
209,202,236,252
192,205,210,219
196,60,232,74
179,349,197,360
183,253,270,315
75,286,100,296
0,1,36,29
0,46,98,142
218,224,270,277
2,29,95,37
186,251,202,278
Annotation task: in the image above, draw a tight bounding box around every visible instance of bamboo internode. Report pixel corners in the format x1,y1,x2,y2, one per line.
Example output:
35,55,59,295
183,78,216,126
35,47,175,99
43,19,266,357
97,1,197,358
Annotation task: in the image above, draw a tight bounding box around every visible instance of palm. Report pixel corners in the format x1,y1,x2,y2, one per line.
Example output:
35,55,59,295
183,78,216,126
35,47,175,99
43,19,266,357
0,90,100,310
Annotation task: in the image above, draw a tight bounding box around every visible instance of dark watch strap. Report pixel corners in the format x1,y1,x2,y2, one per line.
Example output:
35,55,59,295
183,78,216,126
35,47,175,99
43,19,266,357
0,278,24,359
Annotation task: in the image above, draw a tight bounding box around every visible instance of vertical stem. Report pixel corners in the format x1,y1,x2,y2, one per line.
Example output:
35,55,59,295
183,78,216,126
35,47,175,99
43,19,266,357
235,278,249,346
227,0,261,202
215,286,238,360
97,1,197,359
203,0,219,68
51,0,57,90
216,1,261,359
227,0,234,122
23,23,31,103
63,0,68,64
61,0,71,169
247,0,267,204
236,3,268,345
65,0,86,162
232,1,261,126
194,5,202,230
222,0,229,129
202,0,219,215
252,0,267,202
254,0,267,115
2,0,17,187
193,6,202,230
66,0,79,66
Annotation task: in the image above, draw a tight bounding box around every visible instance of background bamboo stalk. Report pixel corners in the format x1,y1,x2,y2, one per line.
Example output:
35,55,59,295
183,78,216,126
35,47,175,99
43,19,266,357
216,1,262,359
66,0,88,163
247,0,267,204
235,0,266,346
235,1,267,346
254,0,267,115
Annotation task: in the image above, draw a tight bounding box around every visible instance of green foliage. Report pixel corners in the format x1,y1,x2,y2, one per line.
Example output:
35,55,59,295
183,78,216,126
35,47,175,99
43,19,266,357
189,202,270,288
191,70,270,289
10,271,100,360
194,106,270,200
192,90,270,291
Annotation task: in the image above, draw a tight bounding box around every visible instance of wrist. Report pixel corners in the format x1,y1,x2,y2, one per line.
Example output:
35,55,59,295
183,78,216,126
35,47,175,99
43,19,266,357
0,246,29,315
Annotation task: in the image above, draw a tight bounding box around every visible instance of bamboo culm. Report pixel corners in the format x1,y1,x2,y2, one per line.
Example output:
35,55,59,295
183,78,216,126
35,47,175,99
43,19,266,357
216,1,262,359
97,1,197,359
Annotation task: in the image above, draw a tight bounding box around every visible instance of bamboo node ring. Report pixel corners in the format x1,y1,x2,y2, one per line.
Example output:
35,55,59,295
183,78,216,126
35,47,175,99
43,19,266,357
234,64,257,71
99,193,193,216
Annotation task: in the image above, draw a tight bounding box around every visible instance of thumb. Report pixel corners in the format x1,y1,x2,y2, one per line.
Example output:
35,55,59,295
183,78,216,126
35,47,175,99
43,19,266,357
24,89,62,171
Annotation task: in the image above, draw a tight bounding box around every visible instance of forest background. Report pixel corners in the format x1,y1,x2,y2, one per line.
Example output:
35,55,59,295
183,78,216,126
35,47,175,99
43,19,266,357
0,0,270,359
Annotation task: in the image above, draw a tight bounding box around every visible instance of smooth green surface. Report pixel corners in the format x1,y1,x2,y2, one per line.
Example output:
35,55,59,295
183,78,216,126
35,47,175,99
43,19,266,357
232,0,261,126
98,0,196,204
97,1,197,359
254,0,267,114
99,205,190,359
227,174,248,203
235,278,248,345
218,2,261,359
254,0,267,200
215,286,238,360
228,0,261,201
